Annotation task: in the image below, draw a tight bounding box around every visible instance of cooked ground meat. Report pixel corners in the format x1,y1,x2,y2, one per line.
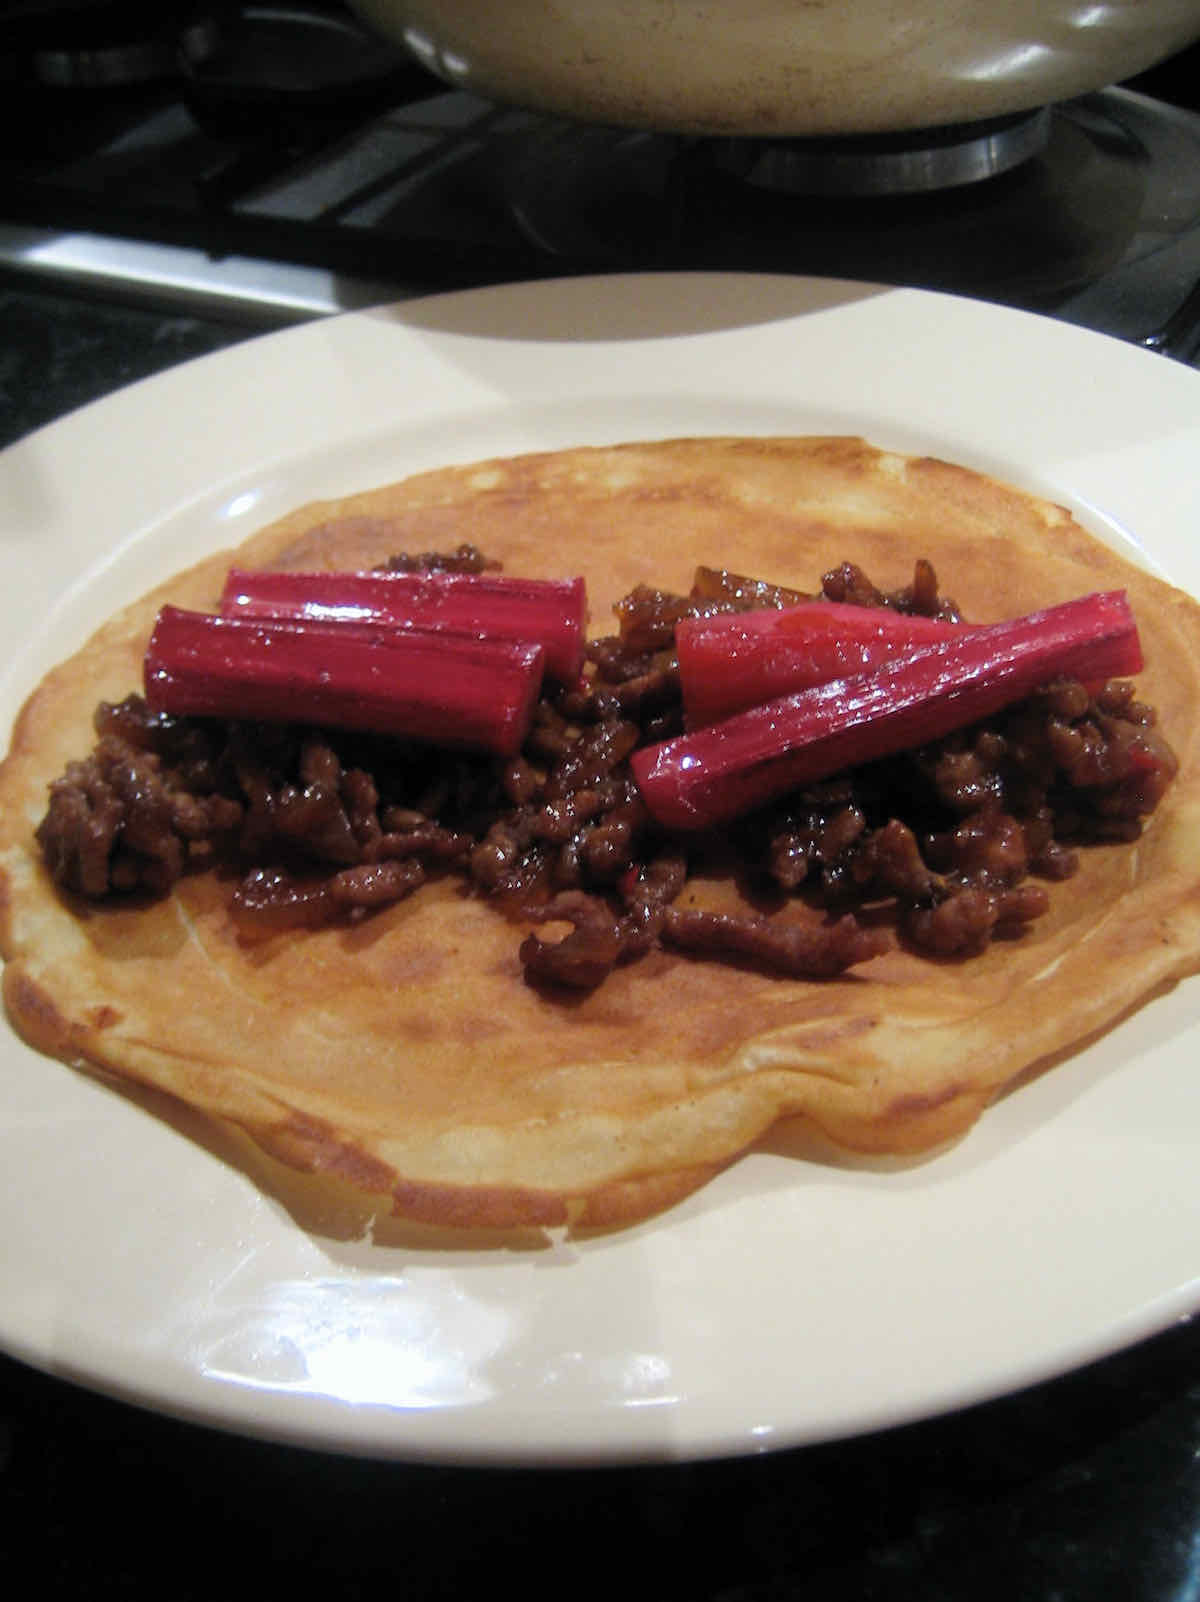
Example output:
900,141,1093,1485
35,557,1178,990
379,541,497,575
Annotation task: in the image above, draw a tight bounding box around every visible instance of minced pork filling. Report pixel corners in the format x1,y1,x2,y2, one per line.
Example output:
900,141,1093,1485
36,553,1177,991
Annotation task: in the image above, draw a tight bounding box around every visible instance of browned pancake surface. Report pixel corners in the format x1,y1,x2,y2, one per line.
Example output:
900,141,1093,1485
3,436,1200,1230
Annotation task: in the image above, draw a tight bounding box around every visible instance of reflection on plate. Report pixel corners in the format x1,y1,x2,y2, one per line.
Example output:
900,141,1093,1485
1,274,1198,1465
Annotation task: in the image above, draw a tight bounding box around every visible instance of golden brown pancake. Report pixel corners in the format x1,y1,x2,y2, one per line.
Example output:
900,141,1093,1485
3,436,1200,1231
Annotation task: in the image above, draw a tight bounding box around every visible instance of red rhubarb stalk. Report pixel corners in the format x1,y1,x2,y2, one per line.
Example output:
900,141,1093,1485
677,601,969,726
632,591,1143,831
144,607,545,756
220,568,588,684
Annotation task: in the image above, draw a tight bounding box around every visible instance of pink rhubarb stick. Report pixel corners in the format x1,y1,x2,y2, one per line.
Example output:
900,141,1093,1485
632,590,1143,831
677,601,969,726
220,568,587,684
144,607,545,756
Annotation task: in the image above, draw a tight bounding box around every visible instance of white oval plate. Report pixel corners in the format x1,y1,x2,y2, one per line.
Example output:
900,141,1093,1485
2,273,1198,1466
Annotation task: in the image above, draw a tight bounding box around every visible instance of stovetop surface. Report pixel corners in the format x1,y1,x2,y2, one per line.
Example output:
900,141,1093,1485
2,9,1200,351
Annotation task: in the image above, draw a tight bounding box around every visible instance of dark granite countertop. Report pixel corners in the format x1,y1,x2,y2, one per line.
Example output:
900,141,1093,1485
2,277,1198,1602
0,282,258,452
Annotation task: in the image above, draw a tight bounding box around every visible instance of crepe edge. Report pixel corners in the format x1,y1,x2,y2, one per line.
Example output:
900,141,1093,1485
5,434,1200,1233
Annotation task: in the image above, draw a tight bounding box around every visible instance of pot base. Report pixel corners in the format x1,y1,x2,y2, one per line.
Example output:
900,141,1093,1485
349,0,1200,138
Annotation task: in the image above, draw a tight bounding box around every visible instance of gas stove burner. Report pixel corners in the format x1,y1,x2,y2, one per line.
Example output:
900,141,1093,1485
4,0,422,103
178,2,428,135
501,90,1200,311
714,110,1053,197
14,1,216,88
